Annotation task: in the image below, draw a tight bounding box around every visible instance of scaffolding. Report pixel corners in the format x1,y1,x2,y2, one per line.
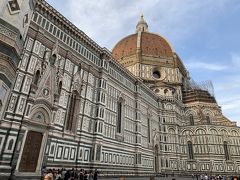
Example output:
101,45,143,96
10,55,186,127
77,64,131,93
186,79,215,97
183,79,216,104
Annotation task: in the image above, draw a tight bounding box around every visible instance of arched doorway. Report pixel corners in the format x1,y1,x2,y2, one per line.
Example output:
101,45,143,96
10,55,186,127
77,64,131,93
18,107,50,173
19,131,43,172
154,144,159,173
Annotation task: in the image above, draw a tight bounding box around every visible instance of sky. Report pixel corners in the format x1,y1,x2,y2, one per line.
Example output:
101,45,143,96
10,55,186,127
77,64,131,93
46,0,240,125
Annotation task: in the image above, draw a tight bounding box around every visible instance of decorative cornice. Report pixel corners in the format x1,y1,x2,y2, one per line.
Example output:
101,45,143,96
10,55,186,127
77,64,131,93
0,52,17,82
36,0,102,54
0,24,23,57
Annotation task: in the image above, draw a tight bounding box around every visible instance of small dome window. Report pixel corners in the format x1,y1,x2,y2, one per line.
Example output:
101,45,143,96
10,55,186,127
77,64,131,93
155,89,160,93
152,68,161,79
164,89,168,94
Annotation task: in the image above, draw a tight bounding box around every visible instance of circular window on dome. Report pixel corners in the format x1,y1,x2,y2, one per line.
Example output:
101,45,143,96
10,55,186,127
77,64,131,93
155,89,160,93
152,68,161,79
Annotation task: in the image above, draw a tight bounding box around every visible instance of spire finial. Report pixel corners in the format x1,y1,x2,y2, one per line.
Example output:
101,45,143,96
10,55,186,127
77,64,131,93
136,14,148,33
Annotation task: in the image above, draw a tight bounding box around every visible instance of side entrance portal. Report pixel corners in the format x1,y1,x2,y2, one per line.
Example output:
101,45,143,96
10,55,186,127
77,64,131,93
19,131,43,172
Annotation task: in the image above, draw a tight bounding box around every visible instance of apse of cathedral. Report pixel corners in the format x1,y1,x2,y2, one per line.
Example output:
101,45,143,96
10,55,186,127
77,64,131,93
0,0,239,179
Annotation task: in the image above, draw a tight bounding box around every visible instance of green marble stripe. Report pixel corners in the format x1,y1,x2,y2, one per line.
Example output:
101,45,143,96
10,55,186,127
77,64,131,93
0,73,11,87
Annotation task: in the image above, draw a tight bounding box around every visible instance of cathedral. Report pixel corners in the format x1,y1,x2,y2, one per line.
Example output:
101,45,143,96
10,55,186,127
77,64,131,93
0,0,240,179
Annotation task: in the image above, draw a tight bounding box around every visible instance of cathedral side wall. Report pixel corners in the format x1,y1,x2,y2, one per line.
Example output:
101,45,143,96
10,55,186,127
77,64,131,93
1,0,240,178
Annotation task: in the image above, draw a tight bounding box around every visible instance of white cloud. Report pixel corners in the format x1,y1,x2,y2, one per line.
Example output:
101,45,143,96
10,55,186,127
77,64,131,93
219,97,240,110
216,93,240,124
186,62,228,71
231,53,240,67
47,0,231,49
63,0,150,48
215,82,240,91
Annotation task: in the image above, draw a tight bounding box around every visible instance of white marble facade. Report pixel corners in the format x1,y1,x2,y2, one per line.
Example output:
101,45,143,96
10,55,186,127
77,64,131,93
0,0,240,178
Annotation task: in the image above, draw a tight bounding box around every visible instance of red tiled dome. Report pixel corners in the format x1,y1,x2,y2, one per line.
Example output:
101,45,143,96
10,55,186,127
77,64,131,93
112,34,137,60
112,32,173,61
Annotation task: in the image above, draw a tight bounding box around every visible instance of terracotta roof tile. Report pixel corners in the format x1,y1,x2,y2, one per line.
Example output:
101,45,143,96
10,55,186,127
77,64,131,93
112,32,173,61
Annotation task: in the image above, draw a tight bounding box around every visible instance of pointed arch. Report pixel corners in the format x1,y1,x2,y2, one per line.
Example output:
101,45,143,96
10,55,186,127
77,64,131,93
154,144,159,172
50,144,55,154
206,115,211,124
223,141,230,160
165,159,169,167
58,81,62,95
117,99,123,133
7,139,14,151
147,118,151,143
30,105,51,125
116,96,124,134
49,53,57,65
187,141,194,159
33,70,40,85
189,114,194,126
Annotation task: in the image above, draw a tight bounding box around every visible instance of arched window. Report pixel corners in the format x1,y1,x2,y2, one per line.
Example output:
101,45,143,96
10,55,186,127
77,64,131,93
33,70,40,85
155,145,159,155
223,141,230,160
189,114,194,126
164,89,168,95
94,121,98,132
152,69,161,79
78,63,81,71
8,139,14,151
154,145,159,171
117,99,123,133
66,90,80,133
147,119,151,143
166,159,168,167
50,145,55,154
206,115,211,124
58,81,62,95
187,141,194,159
96,145,101,161
49,54,57,65
161,158,164,167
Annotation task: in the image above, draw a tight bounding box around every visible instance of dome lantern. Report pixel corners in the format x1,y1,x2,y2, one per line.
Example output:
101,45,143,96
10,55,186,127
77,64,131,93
136,14,148,33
